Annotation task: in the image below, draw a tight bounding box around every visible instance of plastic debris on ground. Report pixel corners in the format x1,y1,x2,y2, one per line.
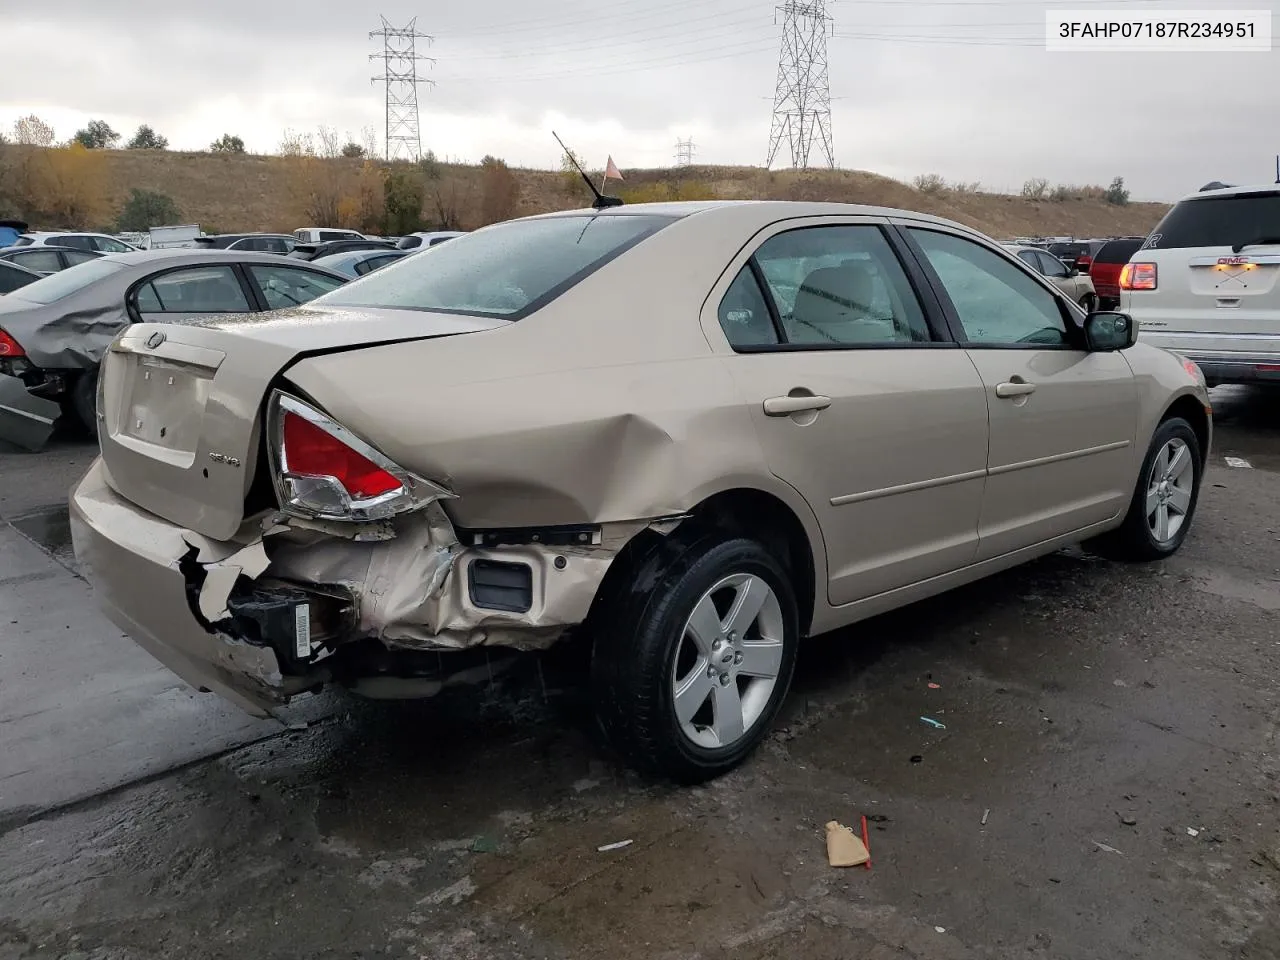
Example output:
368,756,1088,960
1225,457,1252,469
597,840,633,853
920,716,947,730
825,820,870,867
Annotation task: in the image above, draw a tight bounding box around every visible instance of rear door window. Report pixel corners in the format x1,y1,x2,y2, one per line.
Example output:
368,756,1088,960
750,225,933,345
248,264,346,310
1145,192,1280,250
50,235,94,251
94,236,133,253
12,250,63,272
140,265,253,313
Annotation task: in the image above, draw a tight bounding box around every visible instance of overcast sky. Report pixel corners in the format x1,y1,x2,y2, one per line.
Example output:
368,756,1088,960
3,0,1278,201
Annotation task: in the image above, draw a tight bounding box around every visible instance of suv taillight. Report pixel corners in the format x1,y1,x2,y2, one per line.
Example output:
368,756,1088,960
267,391,454,522
0,329,25,357
1120,262,1157,290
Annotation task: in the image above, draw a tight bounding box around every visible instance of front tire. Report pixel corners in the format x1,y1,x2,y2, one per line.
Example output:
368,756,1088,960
1091,416,1202,561
591,534,799,784
1078,293,1097,314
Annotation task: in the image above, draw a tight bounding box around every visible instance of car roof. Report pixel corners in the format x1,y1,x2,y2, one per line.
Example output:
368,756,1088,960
0,244,90,255
93,249,343,272
1179,183,1280,201
520,199,982,237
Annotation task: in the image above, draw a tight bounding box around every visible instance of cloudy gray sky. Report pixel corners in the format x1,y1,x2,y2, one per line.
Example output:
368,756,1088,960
3,0,1278,200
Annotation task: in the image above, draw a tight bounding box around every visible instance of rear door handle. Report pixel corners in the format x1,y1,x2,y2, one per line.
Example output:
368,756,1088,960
763,395,832,416
995,381,1037,399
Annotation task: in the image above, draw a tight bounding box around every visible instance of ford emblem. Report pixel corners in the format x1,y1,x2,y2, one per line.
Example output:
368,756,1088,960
145,331,166,349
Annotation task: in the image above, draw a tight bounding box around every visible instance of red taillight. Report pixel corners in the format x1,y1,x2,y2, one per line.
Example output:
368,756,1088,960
269,391,454,522
281,410,400,498
1120,262,1157,291
0,329,25,357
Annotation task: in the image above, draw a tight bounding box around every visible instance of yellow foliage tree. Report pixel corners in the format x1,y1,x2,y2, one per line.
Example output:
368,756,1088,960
12,144,110,227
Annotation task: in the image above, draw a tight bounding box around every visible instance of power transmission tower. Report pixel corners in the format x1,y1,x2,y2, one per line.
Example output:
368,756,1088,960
675,138,697,167
369,16,435,162
766,1,835,170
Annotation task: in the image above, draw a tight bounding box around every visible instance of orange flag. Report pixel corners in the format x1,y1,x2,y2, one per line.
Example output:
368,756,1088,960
603,155,624,181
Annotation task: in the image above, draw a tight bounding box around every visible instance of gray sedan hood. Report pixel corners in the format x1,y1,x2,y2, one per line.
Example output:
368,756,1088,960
0,291,128,371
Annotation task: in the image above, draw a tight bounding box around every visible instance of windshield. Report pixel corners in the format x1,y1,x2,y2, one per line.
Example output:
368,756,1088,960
1146,192,1280,250
8,259,127,304
316,214,674,318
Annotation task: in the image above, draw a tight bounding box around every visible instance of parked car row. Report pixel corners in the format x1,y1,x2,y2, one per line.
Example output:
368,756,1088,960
0,251,349,446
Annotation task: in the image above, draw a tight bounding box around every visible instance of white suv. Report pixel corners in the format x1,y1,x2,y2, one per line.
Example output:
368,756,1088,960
13,231,140,253
1124,184,1280,386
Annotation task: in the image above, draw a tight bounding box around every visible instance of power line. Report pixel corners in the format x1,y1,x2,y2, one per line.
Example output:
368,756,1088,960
437,36,775,84
768,1,835,171
447,14,773,61
370,16,435,162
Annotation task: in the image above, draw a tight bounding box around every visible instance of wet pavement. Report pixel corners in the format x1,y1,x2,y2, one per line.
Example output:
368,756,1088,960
1,393,1279,960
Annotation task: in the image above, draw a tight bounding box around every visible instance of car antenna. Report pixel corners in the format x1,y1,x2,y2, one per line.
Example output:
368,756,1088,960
552,130,623,210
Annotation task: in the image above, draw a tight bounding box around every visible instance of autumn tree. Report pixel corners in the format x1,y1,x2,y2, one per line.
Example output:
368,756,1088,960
126,125,169,150
73,119,120,149
12,114,55,147
479,156,520,225
12,144,110,227
210,133,245,153
341,142,365,158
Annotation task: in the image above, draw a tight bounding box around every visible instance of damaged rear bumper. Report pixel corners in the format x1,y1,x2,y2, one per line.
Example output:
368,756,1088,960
70,458,655,715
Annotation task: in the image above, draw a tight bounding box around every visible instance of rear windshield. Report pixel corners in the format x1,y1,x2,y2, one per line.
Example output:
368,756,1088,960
9,258,127,304
316,214,673,318
1146,192,1280,250
1094,238,1145,264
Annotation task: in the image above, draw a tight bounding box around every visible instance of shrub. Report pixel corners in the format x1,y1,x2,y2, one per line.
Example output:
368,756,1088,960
210,134,245,154
116,189,182,231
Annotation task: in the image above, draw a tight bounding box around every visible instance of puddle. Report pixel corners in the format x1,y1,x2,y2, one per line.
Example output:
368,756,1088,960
1189,569,1280,611
9,505,76,573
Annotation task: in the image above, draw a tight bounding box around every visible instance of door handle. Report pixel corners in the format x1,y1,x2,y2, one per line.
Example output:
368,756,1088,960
995,380,1037,399
763,394,832,416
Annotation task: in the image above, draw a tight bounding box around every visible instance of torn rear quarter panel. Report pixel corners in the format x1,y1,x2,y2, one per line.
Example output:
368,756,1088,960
187,501,656,653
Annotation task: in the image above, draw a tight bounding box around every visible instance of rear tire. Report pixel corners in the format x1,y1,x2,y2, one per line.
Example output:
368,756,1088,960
590,533,799,784
1090,417,1202,562
71,370,98,437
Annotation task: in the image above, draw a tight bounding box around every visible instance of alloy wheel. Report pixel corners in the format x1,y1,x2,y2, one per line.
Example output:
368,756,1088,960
670,573,785,749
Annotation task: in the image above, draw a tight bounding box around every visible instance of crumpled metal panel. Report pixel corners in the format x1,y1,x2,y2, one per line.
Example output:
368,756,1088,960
0,301,129,370
0,372,60,451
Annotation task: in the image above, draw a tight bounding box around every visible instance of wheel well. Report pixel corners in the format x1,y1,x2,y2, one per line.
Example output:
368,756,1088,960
686,489,817,635
1162,394,1210,464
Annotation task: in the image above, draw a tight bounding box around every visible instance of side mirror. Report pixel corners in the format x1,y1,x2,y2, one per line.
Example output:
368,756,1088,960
1084,311,1137,351
1069,266,1080,278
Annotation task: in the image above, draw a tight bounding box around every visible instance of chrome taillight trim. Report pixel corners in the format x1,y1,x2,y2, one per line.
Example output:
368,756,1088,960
266,390,454,522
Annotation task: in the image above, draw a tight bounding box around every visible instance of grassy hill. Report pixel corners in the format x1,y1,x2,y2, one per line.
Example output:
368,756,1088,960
13,146,1168,240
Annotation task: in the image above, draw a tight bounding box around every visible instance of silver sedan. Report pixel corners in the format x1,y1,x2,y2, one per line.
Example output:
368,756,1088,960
0,250,347,448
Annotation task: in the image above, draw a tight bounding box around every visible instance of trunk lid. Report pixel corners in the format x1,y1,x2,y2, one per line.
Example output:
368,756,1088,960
1127,245,1280,342
97,305,507,540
